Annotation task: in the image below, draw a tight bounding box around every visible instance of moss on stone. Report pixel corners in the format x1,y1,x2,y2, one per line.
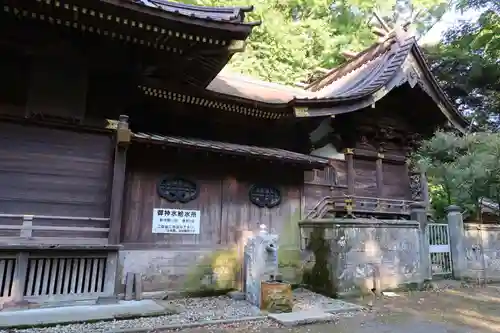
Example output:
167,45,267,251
302,227,337,298
277,208,303,283
183,248,240,291
182,208,304,292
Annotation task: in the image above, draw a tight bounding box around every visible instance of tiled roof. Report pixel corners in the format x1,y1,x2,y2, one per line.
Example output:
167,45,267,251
207,70,308,104
132,132,329,167
207,34,415,104
205,32,468,130
305,35,415,100
130,0,259,25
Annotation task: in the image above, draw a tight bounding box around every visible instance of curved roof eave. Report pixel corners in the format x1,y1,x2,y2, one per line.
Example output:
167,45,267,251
410,44,469,133
102,0,261,35
291,42,469,133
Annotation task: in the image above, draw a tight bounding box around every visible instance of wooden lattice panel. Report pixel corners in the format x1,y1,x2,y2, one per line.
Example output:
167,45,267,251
0,257,16,298
24,255,107,297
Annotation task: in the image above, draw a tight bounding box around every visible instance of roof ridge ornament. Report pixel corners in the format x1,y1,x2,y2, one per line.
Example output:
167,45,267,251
372,9,415,39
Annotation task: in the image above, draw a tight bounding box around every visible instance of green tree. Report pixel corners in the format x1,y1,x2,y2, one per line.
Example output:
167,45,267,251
182,0,452,85
424,0,500,130
416,131,500,220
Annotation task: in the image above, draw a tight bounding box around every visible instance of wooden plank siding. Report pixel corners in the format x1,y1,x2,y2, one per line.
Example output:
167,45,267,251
303,160,347,215
302,154,413,218
353,158,378,197
121,146,303,248
122,170,223,246
0,122,113,244
382,162,411,199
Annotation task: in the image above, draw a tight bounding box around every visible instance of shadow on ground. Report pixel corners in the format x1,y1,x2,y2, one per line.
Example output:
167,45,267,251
156,284,500,333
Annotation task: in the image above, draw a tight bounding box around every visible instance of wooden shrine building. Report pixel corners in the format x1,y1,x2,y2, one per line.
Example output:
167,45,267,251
0,0,466,304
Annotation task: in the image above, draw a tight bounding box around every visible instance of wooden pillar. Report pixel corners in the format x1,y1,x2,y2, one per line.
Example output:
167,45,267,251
344,148,355,195
376,153,384,198
11,252,29,303
405,158,412,201
420,171,430,208
108,115,130,244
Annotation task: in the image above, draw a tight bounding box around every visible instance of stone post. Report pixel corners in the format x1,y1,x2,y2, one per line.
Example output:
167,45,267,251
410,202,431,281
446,205,467,279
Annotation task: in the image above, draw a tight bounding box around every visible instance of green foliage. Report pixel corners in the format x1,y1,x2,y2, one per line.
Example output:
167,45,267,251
428,184,450,220
424,0,500,130
415,131,500,220
179,0,450,85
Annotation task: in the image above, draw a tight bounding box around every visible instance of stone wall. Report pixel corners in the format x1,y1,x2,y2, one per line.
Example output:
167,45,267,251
300,219,423,295
117,210,303,296
118,217,423,296
463,224,500,281
118,247,241,295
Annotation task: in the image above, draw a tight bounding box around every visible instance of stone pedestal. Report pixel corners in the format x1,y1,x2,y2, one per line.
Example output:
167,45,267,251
446,205,467,279
410,202,431,281
244,225,279,307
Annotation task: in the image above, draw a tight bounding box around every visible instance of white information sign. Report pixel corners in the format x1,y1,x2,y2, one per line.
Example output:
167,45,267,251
152,208,200,234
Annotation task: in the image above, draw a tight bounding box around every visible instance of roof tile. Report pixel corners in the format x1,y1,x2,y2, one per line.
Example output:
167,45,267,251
132,132,329,167
131,0,255,24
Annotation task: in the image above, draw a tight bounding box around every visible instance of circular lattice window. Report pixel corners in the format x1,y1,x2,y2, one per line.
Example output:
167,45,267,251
157,176,199,203
248,184,281,208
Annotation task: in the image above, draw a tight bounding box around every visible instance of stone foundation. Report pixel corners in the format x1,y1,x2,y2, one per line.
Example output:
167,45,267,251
300,219,423,296
118,248,239,293
118,220,423,296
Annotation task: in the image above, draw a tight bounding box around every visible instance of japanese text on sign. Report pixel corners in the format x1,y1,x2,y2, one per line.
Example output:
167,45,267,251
152,208,200,234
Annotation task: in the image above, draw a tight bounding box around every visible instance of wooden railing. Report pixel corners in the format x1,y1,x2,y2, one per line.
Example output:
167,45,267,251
0,214,110,245
305,195,416,219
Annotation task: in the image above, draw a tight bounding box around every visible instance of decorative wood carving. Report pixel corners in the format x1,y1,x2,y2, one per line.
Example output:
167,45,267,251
157,176,199,203
248,184,281,208
409,173,423,201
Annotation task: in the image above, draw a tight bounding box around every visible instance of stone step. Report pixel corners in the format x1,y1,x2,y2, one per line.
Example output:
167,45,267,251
268,309,335,327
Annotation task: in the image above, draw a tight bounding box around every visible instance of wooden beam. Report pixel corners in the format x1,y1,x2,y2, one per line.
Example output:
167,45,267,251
352,148,406,164
344,148,355,195
373,11,391,32
376,153,384,198
341,50,358,59
372,27,387,37
108,115,129,244
315,67,330,74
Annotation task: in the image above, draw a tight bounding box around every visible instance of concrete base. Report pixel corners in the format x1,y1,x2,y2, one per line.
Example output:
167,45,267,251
0,300,173,329
268,309,335,327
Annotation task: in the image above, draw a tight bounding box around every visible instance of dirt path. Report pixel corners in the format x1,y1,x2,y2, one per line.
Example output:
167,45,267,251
157,285,500,333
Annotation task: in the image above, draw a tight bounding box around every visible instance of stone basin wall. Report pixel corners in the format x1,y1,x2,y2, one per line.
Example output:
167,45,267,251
300,219,423,295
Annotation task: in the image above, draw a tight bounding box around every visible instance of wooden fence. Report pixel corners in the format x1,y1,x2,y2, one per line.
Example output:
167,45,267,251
0,214,117,303
0,214,110,245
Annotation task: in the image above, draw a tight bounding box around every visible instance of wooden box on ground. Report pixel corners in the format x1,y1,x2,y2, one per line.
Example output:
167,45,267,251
260,281,293,313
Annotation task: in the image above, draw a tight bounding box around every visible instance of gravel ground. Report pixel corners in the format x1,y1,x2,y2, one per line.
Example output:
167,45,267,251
154,286,500,333
0,290,352,333
155,319,284,333
292,289,362,312
0,296,262,333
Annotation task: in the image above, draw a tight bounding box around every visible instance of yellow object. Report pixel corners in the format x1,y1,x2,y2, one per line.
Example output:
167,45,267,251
260,281,293,313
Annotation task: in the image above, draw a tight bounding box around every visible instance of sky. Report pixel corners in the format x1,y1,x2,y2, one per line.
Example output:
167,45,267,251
420,7,483,45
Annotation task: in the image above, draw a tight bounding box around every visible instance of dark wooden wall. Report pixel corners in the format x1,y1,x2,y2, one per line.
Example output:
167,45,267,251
382,162,410,199
303,160,347,214
353,158,377,197
121,146,303,248
0,122,113,217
